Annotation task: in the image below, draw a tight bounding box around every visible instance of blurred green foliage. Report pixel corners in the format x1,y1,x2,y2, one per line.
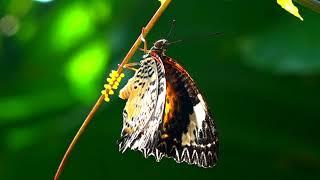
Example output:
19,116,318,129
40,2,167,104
0,0,320,179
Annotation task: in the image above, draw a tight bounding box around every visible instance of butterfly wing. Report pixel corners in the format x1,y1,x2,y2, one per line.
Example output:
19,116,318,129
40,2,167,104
155,56,219,168
118,57,166,153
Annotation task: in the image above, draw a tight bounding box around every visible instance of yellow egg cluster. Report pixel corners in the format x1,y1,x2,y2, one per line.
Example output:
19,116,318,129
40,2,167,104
101,70,125,102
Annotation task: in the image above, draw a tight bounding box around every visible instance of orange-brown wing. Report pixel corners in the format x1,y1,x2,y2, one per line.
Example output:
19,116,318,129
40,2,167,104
155,56,219,168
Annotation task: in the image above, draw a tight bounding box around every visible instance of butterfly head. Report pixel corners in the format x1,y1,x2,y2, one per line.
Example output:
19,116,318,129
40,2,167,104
151,39,169,54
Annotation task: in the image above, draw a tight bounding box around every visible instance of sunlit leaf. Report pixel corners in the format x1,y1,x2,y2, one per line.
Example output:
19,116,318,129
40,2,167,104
277,0,304,21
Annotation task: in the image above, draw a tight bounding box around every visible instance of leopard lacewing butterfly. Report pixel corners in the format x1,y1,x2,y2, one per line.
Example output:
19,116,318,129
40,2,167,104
118,39,219,168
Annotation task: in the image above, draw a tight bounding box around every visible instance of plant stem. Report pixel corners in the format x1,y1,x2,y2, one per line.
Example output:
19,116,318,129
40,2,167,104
54,95,105,180
54,0,172,179
294,0,320,14
117,0,172,74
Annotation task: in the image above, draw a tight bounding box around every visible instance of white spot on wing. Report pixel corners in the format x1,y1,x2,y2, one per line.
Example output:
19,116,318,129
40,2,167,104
191,150,199,165
181,148,190,163
193,94,207,130
181,114,196,145
200,151,207,167
175,147,181,162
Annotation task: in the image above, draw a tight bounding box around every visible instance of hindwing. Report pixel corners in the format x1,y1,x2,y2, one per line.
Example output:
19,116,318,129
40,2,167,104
154,55,219,168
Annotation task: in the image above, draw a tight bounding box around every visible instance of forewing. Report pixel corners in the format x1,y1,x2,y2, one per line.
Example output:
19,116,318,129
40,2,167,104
156,56,219,168
118,57,166,153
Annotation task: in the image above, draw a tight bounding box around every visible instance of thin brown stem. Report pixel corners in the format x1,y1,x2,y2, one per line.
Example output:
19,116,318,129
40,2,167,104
117,0,172,74
54,0,172,179
54,95,104,180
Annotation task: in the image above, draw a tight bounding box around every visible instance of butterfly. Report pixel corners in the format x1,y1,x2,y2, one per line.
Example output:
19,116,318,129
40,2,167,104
118,38,219,168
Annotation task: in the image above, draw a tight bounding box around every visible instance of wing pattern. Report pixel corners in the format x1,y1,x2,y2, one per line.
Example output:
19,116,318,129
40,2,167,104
118,53,218,168
154,56,219,168
118,56,166,153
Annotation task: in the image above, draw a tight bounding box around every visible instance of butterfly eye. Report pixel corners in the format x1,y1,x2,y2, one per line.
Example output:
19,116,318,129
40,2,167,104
154,42,162,48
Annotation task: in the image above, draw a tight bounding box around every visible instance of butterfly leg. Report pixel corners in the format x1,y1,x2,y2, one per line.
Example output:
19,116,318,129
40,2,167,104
123,62,140,71
139,27,149,54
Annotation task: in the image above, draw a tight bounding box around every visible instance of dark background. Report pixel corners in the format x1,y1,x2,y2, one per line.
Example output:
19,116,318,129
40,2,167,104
0,0,320,179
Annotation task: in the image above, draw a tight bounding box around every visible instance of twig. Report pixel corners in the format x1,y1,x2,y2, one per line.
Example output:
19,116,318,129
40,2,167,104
294,0,320,14
54,0,172,179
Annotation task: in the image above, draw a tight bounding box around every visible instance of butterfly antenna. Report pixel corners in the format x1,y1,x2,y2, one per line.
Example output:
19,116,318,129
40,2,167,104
167,32,223,45
166,19,176,40
167,39,183,45
205,32,223,38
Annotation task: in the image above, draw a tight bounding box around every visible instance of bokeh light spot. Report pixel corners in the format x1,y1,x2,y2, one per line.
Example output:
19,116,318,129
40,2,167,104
0,15,20,37
6,127,38,151
65,41,110,103
8,0,33,17
91,1,112,22
0,98,31,120
52,4,93,51
33,0,54,3
16,19,37,42
0,90,72,123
